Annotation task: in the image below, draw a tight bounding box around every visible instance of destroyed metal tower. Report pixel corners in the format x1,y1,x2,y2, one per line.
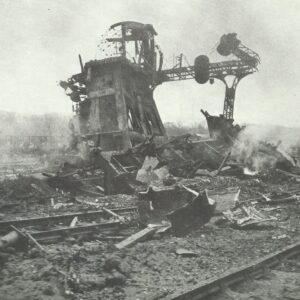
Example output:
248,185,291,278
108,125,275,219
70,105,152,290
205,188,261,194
60,21,166,151
61,23,260,150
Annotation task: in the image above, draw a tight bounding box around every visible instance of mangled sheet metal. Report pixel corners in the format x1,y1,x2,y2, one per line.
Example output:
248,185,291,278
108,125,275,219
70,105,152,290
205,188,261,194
167,188,215,235
223,204,276,228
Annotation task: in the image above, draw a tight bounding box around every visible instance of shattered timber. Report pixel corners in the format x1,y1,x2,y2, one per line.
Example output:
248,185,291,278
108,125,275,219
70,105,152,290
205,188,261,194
1,21,300,300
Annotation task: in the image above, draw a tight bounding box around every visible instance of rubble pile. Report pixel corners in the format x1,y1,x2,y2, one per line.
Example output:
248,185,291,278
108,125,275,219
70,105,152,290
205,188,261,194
0,168,299,299
92,126,296,197
0,123,300,299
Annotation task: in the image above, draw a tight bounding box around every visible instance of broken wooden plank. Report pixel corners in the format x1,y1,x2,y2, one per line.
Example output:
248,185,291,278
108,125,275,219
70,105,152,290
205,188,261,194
75,198,100,207
57,170,80,178
26,232,47,253
175,248,198,257
30,183,47,195
68,176,104,182
42,172,56,178
195,169,214,177
96,185,105,192
276,169,300,179
215,151,231,176
257,191,298,204
77,188,104,197
238,217,276,227
115,226,158,249
263,195,298,204
103,207,123,220
203,142,222,156
10,225,46,253
181,185,199,197
259,192,272,202
70,217,78,228
155,224,172,234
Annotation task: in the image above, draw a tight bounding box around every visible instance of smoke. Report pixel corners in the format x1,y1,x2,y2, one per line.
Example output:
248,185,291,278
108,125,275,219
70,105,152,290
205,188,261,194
231,124,300,172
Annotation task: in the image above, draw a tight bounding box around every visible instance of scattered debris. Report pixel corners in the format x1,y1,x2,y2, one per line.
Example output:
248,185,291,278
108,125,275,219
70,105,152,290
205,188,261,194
272,234,289,240
115,224,165,249
21,230,46,253
223,204,276,228
70,217,78,228
175,248,198,257
208,188,240,212
1,20,300,300
167,189,215,235
0,230,25,251
276,169,300,179
136,156,160,184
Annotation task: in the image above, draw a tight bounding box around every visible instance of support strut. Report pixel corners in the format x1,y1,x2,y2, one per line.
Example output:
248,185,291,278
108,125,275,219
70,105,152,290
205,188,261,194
223,76,240,119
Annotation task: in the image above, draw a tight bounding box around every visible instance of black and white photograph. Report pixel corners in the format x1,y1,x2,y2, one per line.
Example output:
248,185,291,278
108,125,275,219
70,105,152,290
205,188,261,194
0,1,300,299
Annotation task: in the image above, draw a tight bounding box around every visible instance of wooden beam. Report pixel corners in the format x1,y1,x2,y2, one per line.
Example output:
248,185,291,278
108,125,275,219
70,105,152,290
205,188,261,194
276,169,300,179
115,226,158,249
215,151,231,176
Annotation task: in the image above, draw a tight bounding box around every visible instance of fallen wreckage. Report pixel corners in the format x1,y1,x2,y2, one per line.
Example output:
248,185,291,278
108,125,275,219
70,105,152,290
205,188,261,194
1,21,297,253
1,22,300,300
56,21,296,235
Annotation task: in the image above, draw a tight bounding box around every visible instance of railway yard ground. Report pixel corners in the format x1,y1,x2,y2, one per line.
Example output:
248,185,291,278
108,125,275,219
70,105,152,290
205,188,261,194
2,4,300,300
0,151,300,300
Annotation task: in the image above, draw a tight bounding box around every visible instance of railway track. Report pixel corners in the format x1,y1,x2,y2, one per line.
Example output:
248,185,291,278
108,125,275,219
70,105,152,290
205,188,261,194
30,220,123,242
166,241,300,300
0,206,138,243
0,206,137,232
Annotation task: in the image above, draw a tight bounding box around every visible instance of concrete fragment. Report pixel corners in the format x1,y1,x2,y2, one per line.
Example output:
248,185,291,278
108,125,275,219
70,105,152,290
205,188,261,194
154,166,170,180
136,156,161,184
207,188,240,212
0,231,24,251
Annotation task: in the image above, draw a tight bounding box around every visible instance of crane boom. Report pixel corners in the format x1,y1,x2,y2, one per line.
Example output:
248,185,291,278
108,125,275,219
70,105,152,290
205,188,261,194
156,33,260,119
159,60,256,82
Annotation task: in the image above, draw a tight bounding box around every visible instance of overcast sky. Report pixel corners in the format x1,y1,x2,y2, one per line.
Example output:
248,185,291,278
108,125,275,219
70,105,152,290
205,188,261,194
1,0,300,127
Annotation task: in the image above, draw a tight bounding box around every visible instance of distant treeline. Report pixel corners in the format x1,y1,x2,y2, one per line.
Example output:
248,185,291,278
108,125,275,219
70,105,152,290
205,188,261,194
164,122,207,137
0,111,70,137
0,111,208,138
